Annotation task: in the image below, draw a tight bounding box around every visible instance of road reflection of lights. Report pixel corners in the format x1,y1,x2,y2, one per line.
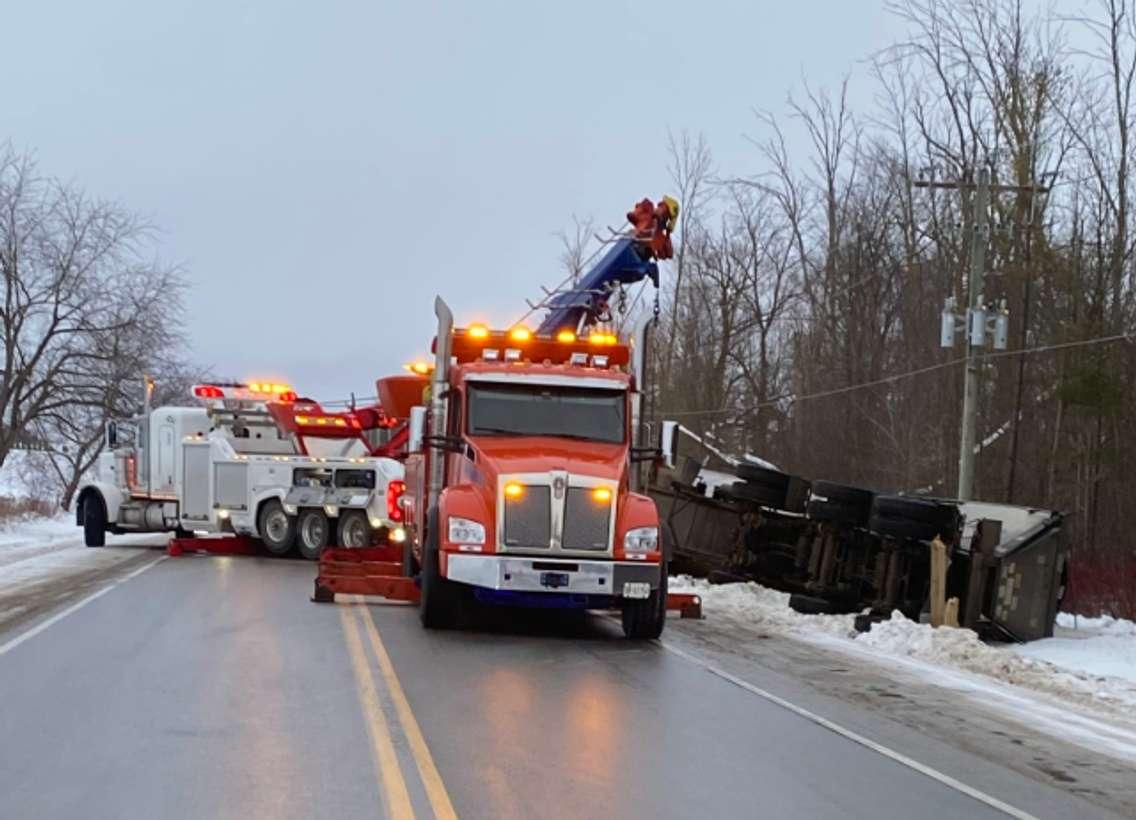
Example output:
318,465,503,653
566,677,621,784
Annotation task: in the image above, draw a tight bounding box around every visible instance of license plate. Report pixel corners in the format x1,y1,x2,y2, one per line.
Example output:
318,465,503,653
622,582,651,599
540,572,570,589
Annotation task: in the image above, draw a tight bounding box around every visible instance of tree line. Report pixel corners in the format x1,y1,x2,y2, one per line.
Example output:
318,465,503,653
0,143,199,509
637,0,1136,601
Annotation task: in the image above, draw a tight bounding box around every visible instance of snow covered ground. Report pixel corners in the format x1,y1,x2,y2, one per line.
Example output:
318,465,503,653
0,513,164,629
1014,612,1136,685
671,576,1136,759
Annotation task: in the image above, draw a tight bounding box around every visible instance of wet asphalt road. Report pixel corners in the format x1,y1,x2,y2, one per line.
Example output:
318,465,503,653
0,552,1121,819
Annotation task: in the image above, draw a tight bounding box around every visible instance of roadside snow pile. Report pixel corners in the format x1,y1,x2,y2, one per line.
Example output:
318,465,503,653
855,610,1136,713
672,576,1136,716
671,576,856,638
1012,613,1136,685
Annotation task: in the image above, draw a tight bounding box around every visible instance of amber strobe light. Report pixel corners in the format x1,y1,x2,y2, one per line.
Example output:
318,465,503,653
504,482,524,499
592,486,613,503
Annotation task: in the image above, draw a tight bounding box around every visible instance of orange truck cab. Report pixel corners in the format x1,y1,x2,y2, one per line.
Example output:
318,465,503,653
401,298,674,639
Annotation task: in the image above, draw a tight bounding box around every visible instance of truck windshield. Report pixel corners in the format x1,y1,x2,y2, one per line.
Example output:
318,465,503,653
467,383,625,444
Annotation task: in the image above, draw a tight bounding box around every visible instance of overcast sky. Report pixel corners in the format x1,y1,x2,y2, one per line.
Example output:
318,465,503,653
2,0,903,403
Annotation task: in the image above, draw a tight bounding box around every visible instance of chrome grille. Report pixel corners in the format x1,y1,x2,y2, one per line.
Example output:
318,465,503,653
503,485,551,548
562,487,610,551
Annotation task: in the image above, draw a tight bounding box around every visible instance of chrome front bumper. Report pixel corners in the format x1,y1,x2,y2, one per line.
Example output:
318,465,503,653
444,553,660,596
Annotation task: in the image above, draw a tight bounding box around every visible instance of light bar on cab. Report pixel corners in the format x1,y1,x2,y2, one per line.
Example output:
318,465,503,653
449,326,630,368
192,382,297,402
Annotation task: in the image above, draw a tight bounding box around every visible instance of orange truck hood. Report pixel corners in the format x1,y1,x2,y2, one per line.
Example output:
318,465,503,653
468,436,627,481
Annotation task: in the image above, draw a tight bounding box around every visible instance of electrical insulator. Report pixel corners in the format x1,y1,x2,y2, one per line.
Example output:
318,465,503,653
992,311,1009,350
969,306,987,347
940,297,957,348
940,308,956,347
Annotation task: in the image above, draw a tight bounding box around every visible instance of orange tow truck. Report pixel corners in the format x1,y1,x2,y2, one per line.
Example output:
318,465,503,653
311,198,701,636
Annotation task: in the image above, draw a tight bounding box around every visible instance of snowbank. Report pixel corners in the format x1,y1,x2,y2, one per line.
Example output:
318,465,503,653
671,576,1136,718
1012,612,1136,685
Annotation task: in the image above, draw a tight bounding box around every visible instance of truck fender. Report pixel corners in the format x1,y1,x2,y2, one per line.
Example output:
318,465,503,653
436,484,495,551
76,482,124,525
615,491,662,560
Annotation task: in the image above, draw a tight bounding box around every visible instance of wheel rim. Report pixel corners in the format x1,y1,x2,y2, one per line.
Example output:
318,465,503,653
343,516,368,547
265,509,289,543
302,515,326,547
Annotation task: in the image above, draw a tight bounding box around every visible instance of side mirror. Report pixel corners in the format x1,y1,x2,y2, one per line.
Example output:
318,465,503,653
106,421,118,449
659,420,679,470
408,406,426,454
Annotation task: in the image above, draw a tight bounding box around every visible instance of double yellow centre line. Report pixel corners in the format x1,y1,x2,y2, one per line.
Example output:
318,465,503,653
340,599,458,820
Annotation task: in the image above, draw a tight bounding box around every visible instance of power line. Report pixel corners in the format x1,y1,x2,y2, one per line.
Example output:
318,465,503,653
660,332,1133,418
318,331,1131,414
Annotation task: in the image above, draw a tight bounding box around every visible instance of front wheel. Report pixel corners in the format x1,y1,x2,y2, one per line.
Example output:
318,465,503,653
621,562,667,640
83,496,106,548
420,508,461,629
296,509,331,560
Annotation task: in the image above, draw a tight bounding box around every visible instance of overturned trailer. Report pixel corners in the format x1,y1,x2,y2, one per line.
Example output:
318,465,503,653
649,426,1066,642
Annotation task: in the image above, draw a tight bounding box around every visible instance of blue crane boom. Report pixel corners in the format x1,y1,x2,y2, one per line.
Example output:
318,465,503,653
535,197,679,337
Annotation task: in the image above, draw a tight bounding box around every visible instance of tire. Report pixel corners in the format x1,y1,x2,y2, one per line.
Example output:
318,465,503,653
806,481,874,527
870,495,959,541
175,527,195,540
621,561,667,640
734,463,790,492
714,480,786,510
296,509,331,560
868,513,948,543
337,510,373,548
783,477,812,514
420,508,462,629
788,593,843,615
83,495,106,548
258,499,295,556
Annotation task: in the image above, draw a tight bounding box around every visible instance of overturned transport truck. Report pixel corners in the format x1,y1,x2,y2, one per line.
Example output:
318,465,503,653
649,426,1065,642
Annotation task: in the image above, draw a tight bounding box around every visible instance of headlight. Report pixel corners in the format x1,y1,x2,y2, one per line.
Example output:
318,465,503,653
448,516,485,545
624,526,658,553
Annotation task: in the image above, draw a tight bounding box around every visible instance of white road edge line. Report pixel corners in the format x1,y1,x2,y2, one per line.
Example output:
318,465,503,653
0,555,168,657
661,640,1037,820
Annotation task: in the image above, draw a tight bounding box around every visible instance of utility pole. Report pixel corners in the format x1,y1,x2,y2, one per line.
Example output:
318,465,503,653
914,166,1049,501
957,167,990,501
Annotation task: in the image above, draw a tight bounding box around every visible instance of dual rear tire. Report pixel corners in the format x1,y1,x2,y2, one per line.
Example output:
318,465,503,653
260,501,367,560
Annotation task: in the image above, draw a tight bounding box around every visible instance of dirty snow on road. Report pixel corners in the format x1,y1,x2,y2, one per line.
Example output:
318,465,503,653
671,576,1136,760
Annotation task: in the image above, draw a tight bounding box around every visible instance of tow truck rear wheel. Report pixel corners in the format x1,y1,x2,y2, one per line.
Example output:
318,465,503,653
82,495,106,548
337,510,373,548
296,509,331,560
420,508,461,630
259,499,295,556
621,561,667,640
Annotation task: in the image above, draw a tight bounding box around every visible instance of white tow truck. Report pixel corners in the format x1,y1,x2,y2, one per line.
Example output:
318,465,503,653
76,380,407,559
